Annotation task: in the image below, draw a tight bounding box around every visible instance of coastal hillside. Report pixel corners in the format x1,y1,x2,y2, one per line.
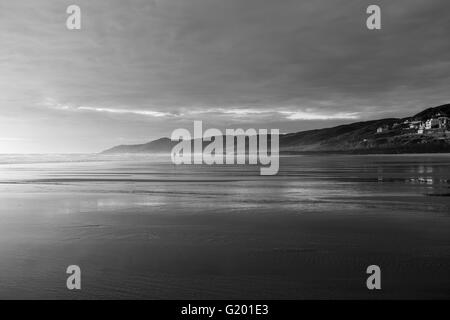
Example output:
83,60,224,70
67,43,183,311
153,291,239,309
102,138,177,154
280,104,450,153
102,104,450,154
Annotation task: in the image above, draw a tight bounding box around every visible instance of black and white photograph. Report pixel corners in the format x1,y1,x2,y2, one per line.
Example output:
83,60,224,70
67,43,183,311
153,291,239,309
0,0,449,307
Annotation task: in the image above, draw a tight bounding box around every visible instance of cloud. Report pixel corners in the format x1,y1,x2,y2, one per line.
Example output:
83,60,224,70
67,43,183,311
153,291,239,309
0,0,449,152
42,98,176,117
190,107,360,120
280,111,360,121
42,98,360,121
77,107,174,118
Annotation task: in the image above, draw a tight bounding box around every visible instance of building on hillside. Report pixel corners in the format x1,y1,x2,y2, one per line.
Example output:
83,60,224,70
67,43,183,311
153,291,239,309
376,125,389,133
438,116,449,129
417,123,425,134
408,121,423,129
425,118,439,130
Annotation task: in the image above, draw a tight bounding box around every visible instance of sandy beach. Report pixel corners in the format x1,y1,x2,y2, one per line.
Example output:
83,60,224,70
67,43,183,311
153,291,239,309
0,154,449,299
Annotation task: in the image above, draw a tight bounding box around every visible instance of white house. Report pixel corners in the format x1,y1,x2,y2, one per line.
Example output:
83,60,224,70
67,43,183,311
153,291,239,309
425,118,439,130
376,126,388,133
417,123,425,134
409,121,423,129
438,116,449,129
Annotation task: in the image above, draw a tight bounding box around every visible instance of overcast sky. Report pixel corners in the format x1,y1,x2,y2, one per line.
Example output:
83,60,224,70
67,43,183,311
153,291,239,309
0,0,449,153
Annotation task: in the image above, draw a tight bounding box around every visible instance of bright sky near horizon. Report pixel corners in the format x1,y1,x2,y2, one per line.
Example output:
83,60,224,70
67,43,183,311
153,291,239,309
0,0,449,153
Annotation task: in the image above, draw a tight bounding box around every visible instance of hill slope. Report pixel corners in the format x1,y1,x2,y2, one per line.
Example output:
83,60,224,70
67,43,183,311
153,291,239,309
102,138,177,154
411,103,450,121
102,104,450,154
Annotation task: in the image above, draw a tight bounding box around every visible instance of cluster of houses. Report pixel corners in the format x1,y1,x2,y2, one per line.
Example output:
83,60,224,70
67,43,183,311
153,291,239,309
377,115,450,135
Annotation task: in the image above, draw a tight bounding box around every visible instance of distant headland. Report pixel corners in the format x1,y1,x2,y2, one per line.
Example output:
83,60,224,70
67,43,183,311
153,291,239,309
102,104,450,155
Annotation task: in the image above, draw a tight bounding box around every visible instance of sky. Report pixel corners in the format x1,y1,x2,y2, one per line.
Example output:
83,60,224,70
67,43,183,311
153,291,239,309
0,0,449,153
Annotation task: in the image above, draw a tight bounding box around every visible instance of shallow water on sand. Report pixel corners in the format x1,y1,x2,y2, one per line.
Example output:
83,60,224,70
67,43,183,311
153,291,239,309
0,154,449,299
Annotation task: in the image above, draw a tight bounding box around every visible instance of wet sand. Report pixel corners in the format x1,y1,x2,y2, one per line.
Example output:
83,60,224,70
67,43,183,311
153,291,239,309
0,154,449,299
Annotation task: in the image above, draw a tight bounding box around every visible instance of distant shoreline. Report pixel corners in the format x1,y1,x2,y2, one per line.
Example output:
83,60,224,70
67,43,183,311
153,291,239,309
2,151,450,157
281,146,450,155
101,104,450,155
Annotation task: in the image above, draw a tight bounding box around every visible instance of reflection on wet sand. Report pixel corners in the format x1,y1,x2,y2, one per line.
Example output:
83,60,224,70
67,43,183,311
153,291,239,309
0,154,449,299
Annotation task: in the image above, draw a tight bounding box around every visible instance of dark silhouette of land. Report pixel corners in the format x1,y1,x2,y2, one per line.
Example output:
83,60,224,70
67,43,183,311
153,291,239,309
102,104,450,154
